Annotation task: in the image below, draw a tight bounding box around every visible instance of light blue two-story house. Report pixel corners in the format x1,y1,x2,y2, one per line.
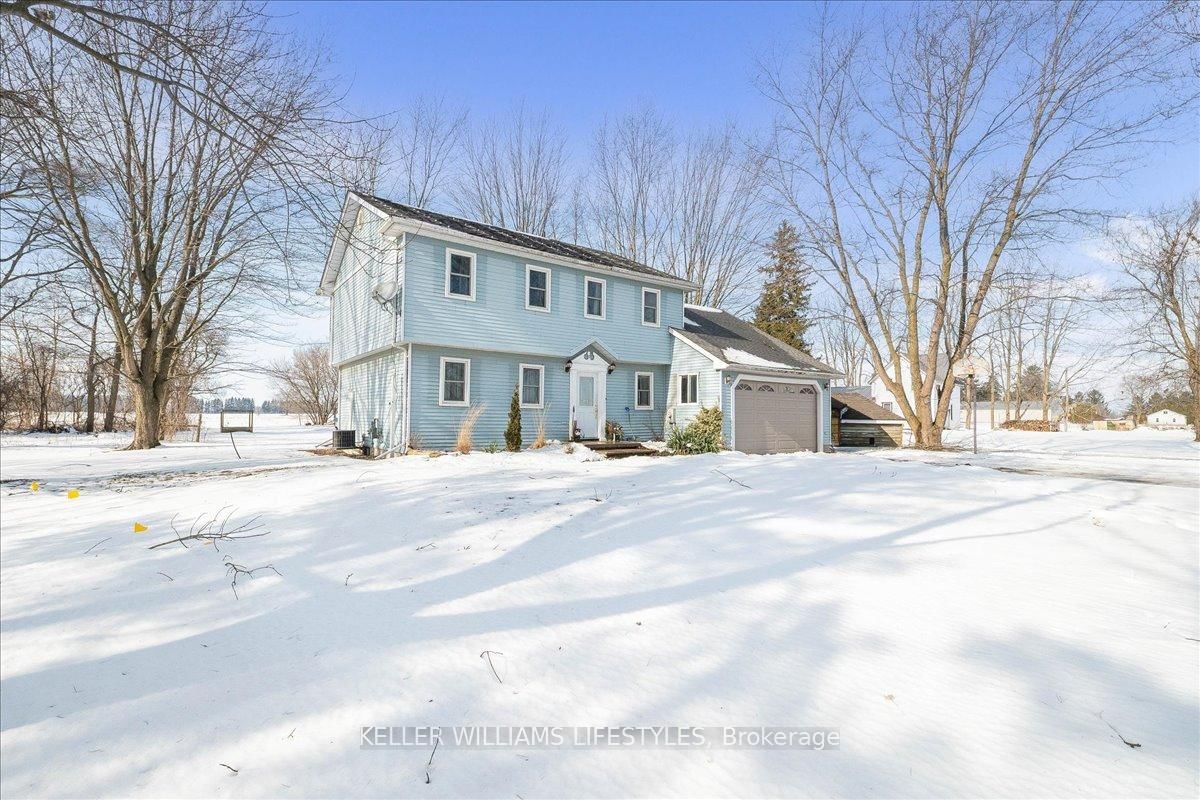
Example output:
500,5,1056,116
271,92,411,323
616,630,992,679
319,192,839,454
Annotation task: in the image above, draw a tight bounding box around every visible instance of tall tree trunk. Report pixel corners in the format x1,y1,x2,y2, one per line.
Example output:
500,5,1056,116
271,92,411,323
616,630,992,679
84,315,99,433
103,349,121,432
1191,370,1200,443
129,378,166,449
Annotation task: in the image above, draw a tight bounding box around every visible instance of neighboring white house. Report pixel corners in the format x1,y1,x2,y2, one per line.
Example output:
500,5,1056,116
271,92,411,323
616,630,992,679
1146,408,1188,429
867,356,963,433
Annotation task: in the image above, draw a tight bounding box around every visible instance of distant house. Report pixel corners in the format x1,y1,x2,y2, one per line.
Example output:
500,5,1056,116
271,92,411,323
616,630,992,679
831,390,904,447
1146,408,1187,429
868,356,963,432
319,191,841,454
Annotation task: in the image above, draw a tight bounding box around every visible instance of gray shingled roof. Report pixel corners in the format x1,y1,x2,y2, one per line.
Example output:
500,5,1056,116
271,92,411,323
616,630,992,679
675,306,841,375
832,391,904,422
355,192,689,285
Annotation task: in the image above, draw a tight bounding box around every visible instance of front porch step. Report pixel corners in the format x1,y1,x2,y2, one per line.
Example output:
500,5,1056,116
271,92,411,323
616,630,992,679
581,440,657,459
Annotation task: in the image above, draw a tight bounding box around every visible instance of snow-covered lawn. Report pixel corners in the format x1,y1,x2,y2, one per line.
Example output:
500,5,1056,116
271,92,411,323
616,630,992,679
857,427,1200,487
2,418,1197,798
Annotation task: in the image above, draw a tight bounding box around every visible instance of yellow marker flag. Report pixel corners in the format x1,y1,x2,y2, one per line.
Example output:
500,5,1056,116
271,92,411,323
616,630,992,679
133,522,148,533
66,489,80,500
30,481,39,492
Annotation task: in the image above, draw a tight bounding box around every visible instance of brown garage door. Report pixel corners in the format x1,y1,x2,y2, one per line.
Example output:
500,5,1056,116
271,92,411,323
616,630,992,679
734,379,818,454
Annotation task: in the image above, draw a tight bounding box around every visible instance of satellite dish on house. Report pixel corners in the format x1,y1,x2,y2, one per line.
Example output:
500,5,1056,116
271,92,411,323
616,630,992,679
371,281,400,307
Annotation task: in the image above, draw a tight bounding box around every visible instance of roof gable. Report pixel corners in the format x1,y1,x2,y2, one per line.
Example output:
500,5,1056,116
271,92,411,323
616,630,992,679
675,306,841,376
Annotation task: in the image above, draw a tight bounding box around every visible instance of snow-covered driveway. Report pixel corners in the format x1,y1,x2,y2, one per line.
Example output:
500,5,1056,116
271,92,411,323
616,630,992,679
853,428,1200,487
2,422,1197,798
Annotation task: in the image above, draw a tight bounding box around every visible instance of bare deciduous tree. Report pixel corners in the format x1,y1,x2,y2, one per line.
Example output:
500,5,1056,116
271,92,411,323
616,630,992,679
267,344,337,425
3,1,348,448
452,104,568,237
589,107,675,266
1114,200,1200,439
344,95,467,208
813,307,872,386
586,108,767,305
761,1,1189,446
662,128,767,306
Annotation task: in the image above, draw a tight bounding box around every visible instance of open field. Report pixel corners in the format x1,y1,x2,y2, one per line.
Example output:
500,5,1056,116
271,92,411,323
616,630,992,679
2,418,1197,798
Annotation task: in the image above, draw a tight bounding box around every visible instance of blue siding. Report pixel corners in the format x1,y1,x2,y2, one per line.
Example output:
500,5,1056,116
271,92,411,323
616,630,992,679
338,351,406,449
329,210,402,364
607,364,669,441
408,345,668,449
402,235,684,364
667,338,723,431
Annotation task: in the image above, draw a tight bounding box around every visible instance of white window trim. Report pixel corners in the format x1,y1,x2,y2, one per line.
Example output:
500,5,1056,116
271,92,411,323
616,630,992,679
634,371,654,410
518,363,545,409
525,265,551,312
583,276,606,320
641,287,661,327
444,248,476,301
679,373,699,405
438,356,470,406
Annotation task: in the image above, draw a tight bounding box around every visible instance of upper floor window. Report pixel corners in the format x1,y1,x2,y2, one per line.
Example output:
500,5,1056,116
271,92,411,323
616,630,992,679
584,277,606,320
439,357,470,406
679,374,698,405
642,288,660,326
526,266,550,311
520,364,544,408
445,249,475,300
635,372,654,410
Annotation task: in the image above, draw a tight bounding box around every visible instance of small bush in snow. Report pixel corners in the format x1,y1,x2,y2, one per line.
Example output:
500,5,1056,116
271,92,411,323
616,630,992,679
456,405,485,454
667,406,723,454
532,408,548,449
505,386,522,451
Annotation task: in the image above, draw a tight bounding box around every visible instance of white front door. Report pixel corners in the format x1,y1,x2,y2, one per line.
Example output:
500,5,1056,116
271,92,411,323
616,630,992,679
571,367,606,439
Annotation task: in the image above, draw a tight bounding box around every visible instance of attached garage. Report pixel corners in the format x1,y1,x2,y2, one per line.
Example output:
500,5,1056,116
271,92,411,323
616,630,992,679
733,379,820,454
668,305,842,454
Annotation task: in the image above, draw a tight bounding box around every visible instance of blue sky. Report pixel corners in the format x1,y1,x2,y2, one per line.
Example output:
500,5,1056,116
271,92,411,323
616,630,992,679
232,1,1198,401
272,0,812,148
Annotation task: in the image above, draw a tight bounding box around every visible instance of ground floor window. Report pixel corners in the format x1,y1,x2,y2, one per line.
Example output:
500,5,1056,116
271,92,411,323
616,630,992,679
439,357,470,405
635,372,654,409
520,364,544,408
679,373,698,404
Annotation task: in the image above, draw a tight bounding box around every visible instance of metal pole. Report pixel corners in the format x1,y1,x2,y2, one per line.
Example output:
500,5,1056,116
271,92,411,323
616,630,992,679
971,372,978,455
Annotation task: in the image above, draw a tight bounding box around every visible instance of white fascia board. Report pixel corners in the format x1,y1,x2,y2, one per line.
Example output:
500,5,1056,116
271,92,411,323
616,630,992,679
379,217,698,292
318,194,399,295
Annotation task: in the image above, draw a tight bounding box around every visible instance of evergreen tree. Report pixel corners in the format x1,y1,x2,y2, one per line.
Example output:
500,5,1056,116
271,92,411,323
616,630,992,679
505,385,522,451
753,221,813,351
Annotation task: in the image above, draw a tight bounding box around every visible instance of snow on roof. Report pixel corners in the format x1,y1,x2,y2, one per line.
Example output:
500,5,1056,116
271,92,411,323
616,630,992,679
722,348,791,369
677,306,840,375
